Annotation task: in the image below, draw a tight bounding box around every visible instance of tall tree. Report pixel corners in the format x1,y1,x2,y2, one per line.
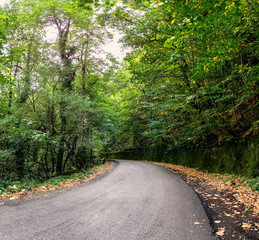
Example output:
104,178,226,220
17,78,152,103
105,0,259,149
0,0,118,179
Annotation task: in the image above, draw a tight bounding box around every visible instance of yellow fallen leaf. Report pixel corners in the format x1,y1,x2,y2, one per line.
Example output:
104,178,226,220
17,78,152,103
216,228,225,236
242,223,252,229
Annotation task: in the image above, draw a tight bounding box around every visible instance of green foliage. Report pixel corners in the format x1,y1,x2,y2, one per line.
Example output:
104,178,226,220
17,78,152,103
246,177,259,191
0,162,106,196
109,137,258,178
0,0,258,182
105,0,259,153
0,0,120,181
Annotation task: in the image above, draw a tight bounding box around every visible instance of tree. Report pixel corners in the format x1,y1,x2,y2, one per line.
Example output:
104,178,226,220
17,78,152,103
0,0,119,180
106,0,259,150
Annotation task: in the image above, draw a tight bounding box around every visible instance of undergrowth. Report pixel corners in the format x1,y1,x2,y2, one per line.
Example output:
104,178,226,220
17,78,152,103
209,174,259,192
0,164,105,197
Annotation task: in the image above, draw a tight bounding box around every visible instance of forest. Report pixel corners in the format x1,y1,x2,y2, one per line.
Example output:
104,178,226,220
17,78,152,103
0,0,258,184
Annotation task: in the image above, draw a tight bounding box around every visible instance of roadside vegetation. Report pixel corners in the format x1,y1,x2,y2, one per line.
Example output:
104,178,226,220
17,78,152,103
0,161,113,201
0,0,120,183
103,0,258,177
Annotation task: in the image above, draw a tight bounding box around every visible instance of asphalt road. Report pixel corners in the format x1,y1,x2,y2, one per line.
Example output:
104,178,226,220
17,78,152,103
0,160,217,240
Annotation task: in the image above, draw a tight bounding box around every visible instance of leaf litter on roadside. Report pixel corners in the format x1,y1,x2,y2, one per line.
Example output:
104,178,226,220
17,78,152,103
0,161,114,202
150,162,259,240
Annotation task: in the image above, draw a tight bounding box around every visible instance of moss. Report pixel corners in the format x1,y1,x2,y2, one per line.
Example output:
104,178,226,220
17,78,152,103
109,138,259,177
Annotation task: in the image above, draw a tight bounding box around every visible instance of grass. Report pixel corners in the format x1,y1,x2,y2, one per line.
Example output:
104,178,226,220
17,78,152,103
0,163,107,198
208,173,259,192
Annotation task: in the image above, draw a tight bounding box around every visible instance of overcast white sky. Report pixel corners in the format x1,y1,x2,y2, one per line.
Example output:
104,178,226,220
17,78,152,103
0,0,9,6
0,0,128,62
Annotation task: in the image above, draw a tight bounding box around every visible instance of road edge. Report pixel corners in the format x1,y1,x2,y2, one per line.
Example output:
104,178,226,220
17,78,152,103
145,161,219,239
0,160,119,206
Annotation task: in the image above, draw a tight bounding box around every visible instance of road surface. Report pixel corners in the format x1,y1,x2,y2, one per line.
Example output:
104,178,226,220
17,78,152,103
0,160,217,240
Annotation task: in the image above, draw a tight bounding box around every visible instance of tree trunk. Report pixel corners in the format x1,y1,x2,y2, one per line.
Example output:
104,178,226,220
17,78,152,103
20,40,33,103
56,99,66,173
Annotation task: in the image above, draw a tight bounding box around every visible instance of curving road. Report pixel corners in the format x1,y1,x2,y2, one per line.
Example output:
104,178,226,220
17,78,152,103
0,160,217,240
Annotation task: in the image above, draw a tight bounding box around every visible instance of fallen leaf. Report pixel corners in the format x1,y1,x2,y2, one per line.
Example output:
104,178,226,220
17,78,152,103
242,223,252,229
216,228,225,236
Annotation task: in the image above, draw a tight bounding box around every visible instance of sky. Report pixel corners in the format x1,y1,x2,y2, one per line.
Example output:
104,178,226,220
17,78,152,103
100,30,128,63
0,0,129,62
0,0,9,6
